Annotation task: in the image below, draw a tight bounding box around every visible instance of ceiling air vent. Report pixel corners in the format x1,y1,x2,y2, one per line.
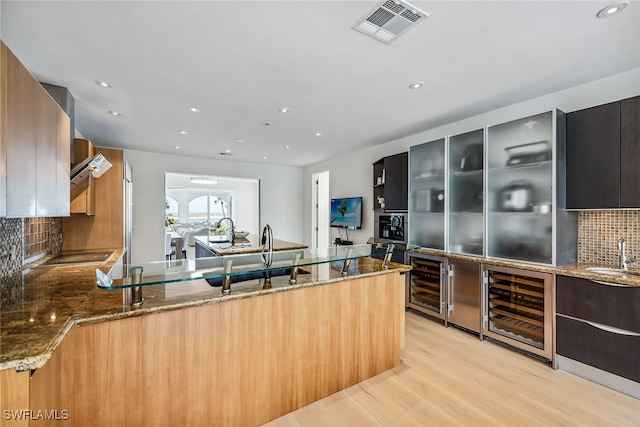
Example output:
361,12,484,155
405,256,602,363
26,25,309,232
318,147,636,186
353,0,428,44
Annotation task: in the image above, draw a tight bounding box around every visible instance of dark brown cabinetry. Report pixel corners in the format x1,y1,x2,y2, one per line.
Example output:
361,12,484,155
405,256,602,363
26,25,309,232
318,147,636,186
566,96,640,209
556,275,640,384
373,152,408,212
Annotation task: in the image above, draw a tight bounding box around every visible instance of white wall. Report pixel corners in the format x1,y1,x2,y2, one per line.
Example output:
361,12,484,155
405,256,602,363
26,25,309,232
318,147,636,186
303,68,640,246
125,149,303,264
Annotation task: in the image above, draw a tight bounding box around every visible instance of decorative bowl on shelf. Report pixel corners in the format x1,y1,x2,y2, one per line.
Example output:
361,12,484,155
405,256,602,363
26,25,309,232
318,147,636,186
234,231,249,239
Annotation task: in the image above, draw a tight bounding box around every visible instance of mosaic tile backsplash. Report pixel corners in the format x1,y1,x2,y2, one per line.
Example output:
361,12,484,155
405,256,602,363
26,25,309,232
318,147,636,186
0,218,22,278
0,217,63,279
578,210,640,265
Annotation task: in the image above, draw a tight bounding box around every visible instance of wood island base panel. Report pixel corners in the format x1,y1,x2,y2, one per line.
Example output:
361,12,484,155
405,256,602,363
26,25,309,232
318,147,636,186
26,271,406,427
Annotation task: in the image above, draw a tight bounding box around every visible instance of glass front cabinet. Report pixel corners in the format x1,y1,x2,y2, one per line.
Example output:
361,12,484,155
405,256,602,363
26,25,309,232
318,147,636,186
483,265,553,361
409,138,446,250
448,129,484,256
406,253,446,320
408,110,577,266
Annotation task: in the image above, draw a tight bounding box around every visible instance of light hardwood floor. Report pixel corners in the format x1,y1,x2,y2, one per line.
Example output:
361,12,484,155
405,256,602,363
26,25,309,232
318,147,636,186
265,310,639,426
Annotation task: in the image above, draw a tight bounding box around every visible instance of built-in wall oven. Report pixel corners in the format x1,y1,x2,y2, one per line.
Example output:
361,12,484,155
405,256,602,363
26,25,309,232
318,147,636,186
373,212,407,264
374,212,407,244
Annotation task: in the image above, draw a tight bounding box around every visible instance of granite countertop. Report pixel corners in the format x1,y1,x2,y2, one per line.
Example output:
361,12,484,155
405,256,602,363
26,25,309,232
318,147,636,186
4,245,638,372
0,249,408,371
413,248,640,286
193,234,308,256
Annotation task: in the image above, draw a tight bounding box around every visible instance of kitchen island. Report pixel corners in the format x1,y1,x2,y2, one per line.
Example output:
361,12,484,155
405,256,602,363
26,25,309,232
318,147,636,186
193,234,307,257
0,244,409,427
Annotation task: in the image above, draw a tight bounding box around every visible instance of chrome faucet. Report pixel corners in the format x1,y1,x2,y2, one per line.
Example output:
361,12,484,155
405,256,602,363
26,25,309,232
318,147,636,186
215,217,235,244
261,224,273,286
617,238,636,270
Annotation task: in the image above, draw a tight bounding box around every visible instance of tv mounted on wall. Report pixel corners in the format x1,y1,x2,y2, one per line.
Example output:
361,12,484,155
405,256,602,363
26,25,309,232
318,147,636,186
330,197,363,229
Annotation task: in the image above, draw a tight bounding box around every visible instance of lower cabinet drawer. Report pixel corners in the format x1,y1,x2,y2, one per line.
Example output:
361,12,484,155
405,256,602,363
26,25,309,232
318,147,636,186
556,315,640,382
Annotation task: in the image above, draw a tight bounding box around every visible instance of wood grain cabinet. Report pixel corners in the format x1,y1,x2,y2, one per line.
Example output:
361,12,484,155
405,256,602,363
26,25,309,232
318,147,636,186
556,275,640,384
373,152,408,212
1,42,7,217
2,43,70,218
566,96,640,209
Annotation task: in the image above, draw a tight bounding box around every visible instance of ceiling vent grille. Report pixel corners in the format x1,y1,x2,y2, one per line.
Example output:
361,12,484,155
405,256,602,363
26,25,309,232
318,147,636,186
353,0,428,44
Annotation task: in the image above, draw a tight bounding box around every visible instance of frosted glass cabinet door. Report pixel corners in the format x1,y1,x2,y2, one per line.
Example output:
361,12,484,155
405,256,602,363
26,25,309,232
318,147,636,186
410,138,445,250
487,112,554,263
448,129,484,255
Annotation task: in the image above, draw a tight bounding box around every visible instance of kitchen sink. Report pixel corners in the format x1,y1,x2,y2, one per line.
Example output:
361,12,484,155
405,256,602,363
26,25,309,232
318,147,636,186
41,250,115,266
586,267,640,277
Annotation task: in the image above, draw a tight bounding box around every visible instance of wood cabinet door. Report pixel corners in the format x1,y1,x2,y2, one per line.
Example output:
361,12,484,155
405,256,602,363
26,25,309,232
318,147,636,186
566,101,620,209
556,275,640,333
0,42,7,217
55,108,71,216
36,91,58,216
620,96,640,208
383,152,408,211
556,315,640,382
5,48,37,217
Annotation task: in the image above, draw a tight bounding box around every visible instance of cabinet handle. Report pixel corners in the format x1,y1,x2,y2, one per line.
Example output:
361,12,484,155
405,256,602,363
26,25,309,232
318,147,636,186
447,265,453,314
591,280,636,288
584,320,640,337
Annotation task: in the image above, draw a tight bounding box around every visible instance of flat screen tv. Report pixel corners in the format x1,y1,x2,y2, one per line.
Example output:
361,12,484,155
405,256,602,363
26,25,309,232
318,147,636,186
330,197,363,229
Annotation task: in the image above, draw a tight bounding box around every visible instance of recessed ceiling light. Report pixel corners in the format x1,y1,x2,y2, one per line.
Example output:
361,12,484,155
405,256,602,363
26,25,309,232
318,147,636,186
190,177,218,185
108,110,121,116
236,139,245,143
285,145,291,149
279,107,290,113
173,145,180,149
263,156,268,160
95,80,111,88
187,106,200,113
597,1,629,17
315,132,322,136
178,130,188,135
409,82,424,89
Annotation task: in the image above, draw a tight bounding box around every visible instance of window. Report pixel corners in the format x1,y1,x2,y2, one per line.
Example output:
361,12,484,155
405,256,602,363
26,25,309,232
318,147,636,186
188,195,229,224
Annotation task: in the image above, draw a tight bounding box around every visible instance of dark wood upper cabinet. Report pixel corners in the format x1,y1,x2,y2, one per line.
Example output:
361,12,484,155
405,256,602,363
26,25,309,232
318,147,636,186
566,96,639,209
620,96,640,208
373,152,408,212
566,101,621,209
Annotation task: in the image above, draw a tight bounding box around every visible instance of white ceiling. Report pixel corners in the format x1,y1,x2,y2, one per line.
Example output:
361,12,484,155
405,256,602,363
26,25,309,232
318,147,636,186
1,1,638,167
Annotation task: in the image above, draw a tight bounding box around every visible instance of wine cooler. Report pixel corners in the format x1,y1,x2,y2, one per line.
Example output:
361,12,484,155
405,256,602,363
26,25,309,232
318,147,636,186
406,253,446,321
483,265,552,361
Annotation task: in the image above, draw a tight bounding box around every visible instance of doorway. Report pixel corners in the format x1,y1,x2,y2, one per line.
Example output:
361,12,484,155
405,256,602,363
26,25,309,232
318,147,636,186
164,173,259,258
312,171,330,249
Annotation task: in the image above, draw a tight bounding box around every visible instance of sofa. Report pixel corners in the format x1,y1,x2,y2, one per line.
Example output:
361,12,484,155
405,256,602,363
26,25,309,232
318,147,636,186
176,223,210,246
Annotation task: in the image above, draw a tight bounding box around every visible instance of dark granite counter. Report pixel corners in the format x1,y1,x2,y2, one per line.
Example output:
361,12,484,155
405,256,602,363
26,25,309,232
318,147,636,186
0,248,408,371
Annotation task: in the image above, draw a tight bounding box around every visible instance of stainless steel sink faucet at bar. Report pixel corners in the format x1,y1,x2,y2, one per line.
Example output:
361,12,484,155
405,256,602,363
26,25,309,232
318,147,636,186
261,224,274,286
618,238,636,271
215,217,236,244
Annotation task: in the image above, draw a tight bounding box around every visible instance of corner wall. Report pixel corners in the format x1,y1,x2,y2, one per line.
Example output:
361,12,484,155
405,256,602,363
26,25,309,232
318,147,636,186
124,149,304,264
303,68,640,248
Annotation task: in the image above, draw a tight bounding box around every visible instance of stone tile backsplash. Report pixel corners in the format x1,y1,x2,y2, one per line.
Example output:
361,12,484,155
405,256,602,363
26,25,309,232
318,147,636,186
578,210,640,265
